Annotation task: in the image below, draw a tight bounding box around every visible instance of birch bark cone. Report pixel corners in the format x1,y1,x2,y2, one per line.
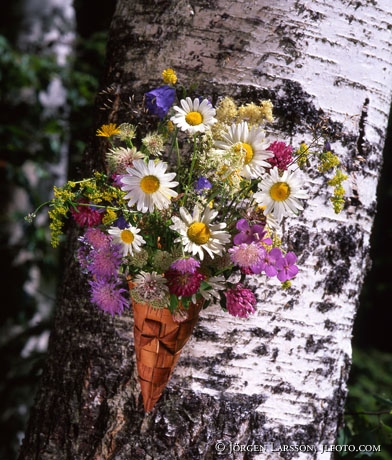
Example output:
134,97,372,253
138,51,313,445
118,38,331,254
18,1,392,459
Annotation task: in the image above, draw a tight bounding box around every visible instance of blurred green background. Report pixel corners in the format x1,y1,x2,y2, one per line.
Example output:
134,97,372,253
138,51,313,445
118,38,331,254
0,1,391,459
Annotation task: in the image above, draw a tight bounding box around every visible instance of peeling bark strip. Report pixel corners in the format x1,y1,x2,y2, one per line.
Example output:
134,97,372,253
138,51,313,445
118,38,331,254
18,1,392,460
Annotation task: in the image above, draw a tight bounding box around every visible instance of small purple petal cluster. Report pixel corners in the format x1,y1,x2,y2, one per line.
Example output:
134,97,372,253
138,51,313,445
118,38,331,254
233,219,270,245
229,219,298,282
267,141,293,170
77,228,128,315
224,284,256,318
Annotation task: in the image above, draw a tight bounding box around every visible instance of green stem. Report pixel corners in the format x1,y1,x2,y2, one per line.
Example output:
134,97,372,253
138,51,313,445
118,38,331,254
180,134,198,206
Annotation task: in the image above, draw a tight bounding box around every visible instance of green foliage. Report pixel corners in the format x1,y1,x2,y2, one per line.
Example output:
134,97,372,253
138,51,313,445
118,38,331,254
336,348,392,459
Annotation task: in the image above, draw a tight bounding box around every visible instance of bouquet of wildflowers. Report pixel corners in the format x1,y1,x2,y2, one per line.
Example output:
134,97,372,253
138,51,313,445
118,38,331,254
34,68,346,320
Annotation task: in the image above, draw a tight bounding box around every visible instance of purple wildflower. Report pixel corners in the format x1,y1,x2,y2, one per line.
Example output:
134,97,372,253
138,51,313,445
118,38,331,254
260,247,284,277
89,278,129,315
194,176,212,193
233,219,267,245
112,174,125,187
170,257,200,274
89,242,123,280
76,245,91,273
113,215,128,230
224,284,256,318
145,85,176,119
267,141,293,170
83,227,111,249
276,252,299,282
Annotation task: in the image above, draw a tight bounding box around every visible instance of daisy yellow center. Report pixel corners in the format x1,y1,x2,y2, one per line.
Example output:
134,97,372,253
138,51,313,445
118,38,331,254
187,222,211,245
270,182,290,201
120,229,134,244
235,142,254,164
185,111,203,126
140,175,160,194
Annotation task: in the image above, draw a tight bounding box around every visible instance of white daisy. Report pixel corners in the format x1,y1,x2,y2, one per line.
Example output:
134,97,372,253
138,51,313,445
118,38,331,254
215,121,274,179
170,97,217,134
121,159,178,213
108,225,146,256
253,166,309,221
170,206,230,260
199,275,226,302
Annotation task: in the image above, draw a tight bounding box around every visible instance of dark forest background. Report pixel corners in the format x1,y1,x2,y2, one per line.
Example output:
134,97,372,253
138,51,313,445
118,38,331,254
1,1,391,459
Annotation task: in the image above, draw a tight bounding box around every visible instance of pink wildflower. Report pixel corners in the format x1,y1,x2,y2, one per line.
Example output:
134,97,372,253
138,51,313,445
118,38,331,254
260,247,283,277
170,257,200,274
267,141,293,170
233,219,267,245
165,269,205,297
229,242,266,274
276,251,299,282
225,284,256,318
70,200,102,227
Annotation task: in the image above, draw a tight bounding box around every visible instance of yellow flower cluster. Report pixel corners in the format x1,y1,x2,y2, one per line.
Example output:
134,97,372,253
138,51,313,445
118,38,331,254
215,96,274,127
296,143,312,169
46,173,128,247
318,151,340,172
162,68,177,85
328,169,348,213
48,185,76,247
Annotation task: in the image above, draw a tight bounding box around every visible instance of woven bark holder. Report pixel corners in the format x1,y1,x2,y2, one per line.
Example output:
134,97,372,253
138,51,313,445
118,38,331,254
132,299,203,412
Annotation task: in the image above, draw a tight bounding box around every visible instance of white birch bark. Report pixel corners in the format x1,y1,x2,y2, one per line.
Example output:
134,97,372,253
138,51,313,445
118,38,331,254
111,0,392,457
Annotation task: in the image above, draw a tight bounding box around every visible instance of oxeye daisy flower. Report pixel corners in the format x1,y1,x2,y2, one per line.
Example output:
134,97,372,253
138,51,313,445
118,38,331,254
215,121,274,179
253,166,309,221
121,159,178,213
170,206,230,260
108,225,146,256
171,97,217,134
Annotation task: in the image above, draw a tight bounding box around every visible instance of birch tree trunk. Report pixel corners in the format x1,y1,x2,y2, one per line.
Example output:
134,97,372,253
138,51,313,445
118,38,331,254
18,1,392,459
